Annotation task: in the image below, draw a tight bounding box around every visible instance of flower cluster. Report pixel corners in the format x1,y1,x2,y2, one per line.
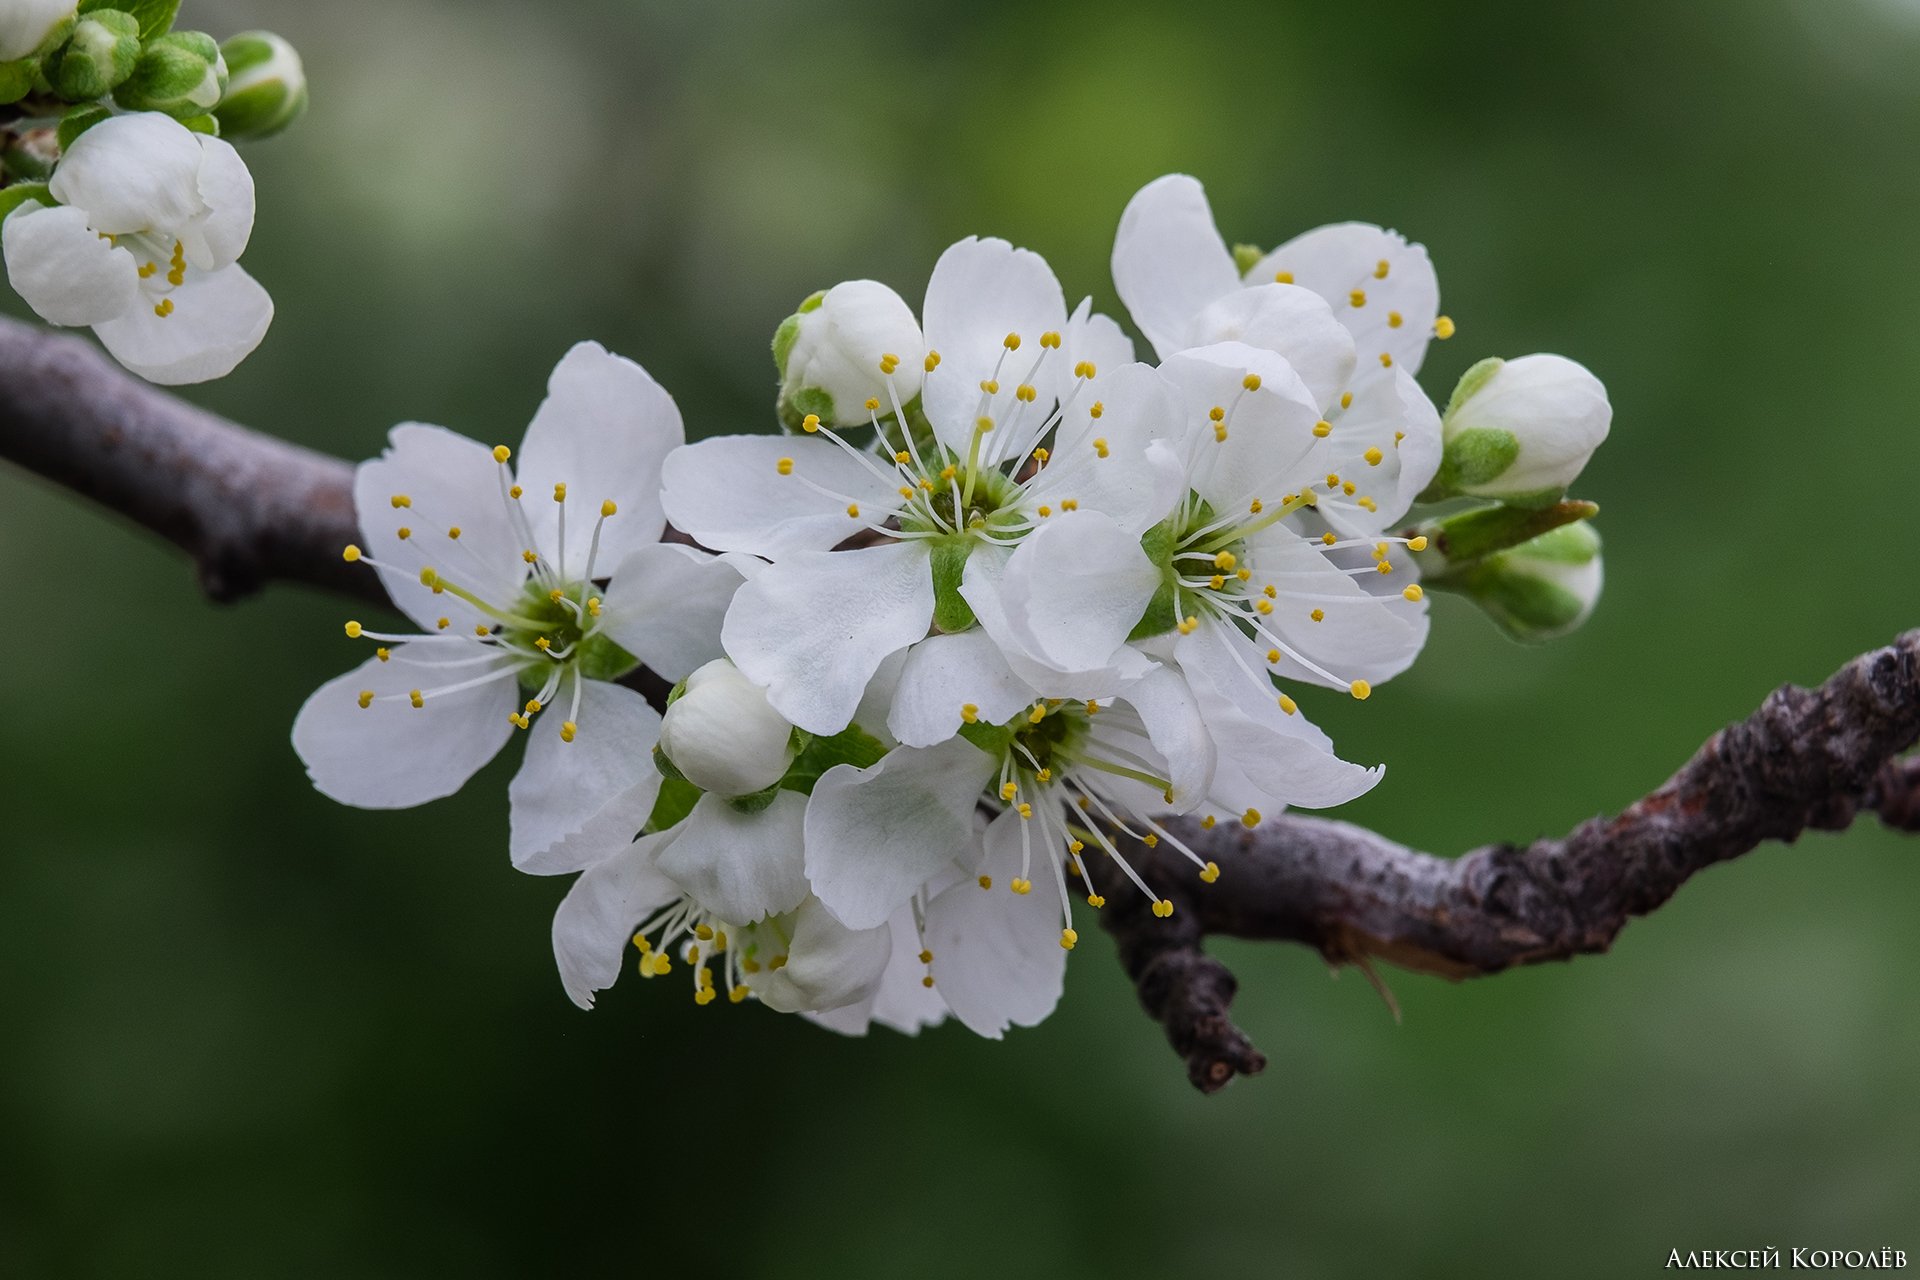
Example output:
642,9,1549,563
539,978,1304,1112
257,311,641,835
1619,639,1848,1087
1,1,306,383
294,175,1613,1040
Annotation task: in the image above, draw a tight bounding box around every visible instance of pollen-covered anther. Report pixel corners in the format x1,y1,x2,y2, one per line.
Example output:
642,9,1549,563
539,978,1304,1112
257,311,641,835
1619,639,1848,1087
344,621,363,639
560,721,578,743
1010,878,1033,895
1350,289,1367,307
1200,861,1221,884
1092,437,1109,458
1073,360,1096,378
846,503,860,518
342,545,363,562
1379,353,1394,368
356,690,374,709
1388,311,1404,329
975,416,994,435
1274,269,1294,283
776,456,794,476
492,445,511,463
865,397,880,412
1376,560,1393,574
1374,258,1390,279
1350,679,1373,700
375,648,390,662
999,781,1018,801
1151,899,1175,919
447,526,461,540
153,298,175,318
802,414,821,434
1017,803,1033,819
1176,615,1199,635
878,352,900,374
1040,330,1061,348
1027,704,1046,724
1242,808,1261,828
396,527,411,540
1402,584,1424,602
1313,419,1332,438
1089,401,1104,419
978,875,993,890
924,350,942,371
1278,694,1298,715
601,499,617,518
1015,384,1037,403
1213,550,1237,570
1435,315,1456,339
552,483,567,503
1364,447,1384,466
521,549,538,564
1060,928,1078,950
1408,535,1430,551
960,703,980,724
1087,894,1107,908
390,494,412,510
408,689,424,709
1003,332,1022,351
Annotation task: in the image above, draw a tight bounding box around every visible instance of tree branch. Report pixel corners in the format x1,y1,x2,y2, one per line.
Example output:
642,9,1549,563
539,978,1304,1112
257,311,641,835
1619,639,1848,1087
5,315,1916,1093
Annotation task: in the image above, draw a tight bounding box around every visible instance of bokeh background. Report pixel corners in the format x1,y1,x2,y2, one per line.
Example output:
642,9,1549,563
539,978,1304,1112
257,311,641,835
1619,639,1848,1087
5,0,1919,1273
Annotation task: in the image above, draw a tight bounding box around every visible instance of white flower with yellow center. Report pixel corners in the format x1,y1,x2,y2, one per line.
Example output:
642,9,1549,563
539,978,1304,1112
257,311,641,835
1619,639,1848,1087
292,343,745,875
1,112,272,384
664,236,1182,736
1112,173,1451,537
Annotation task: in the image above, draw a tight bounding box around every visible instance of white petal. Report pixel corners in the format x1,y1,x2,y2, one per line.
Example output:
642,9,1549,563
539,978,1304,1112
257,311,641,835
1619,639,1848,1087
2,202,139,327
919,236,1068,453
1316,367,1442,534
655,789,809,924
803,735,997,930
192,135,255,267
985,509,1162,677
1110,664,1216,812
1252,222,1439,376
1159,342,1327,513
351,423,527,634
1033,361,1188,535
752,897,894,1015
1175,621,1384,808
596,544,752,683
961,544,1156,702
552,831,683,1010
922,808,1067,1039
1186,283,1356,410
49,113,205,237
91,262,272,386
852,647,908,749
1245,529,1429,686
722,541,933,735
1110,173,1241,360
887,629,1037,748
513,342,683,576
508,679,663,875
660,434,898,559
1064,295,1135,371
291,638,516,809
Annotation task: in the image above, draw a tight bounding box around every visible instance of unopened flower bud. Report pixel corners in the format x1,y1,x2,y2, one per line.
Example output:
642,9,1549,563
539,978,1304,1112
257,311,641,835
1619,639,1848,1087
0,0,75,62
42,8,137,100
213,31,306,139
114,29,227,118
1434,354,1610,506
1452,520,1603,643
774,279,925,431
658,659,798,797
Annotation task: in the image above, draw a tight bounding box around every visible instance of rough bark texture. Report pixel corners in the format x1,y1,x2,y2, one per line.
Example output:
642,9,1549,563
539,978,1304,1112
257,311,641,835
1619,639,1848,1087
4,315,1916,1093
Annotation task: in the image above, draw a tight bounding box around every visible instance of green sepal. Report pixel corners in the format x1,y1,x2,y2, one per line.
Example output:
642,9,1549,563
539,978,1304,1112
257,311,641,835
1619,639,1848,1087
0,142,52,182
0,182,54,220
795,289,826,314
1447,560,1587,644
651,743,686,784
113,28,225,118
57,103,110,149
44,9,139,101
573,632,638,684
1415,499,1599,567
770,313,801,377
1231,242,1265,275
0,58,36,106
664,678,689,708
213,31,307,139
178,111,216,134
81,0,178,40
1442,356,1505,419
643,776,702,834
1125,514,1183,641
727,782,783,815
779,724,888,795
929,536,976,633
778,384,834,433
957,719,1014,757
1431,427,1519,494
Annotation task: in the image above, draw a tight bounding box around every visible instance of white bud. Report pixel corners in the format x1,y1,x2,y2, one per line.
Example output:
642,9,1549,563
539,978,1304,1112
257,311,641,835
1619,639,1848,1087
774,279,925,430
658,659,797,797
0,0,75,62
1439,354,1610,503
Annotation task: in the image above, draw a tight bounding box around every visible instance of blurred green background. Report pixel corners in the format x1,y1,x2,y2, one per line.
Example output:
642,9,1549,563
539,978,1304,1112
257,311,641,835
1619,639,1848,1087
5,0,1919,1274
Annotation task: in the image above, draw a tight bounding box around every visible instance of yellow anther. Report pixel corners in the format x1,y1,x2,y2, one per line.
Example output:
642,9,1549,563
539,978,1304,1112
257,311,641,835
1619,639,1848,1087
1040,330,1061,348
978,875,993,890
1374,258,1390,279
1350,679,1372,700
694,924,714,940
939,464,958,481
1142,833,1160,848
342,545,362,562
651,953,672,975
846,503,860,518
1015,384,1037,403
1273,270,1294,283
979,379,999,395
1310,608,1325,622
1003,332,1021,350
1176,615,1199,635
1089,401,1104,419
865,397,880,412
925,350,942,371
1028,703,1046,724
1073,360,1096,379
1010,878,1032,895
586,597,602,616
1278,694,1298,716
742,957,760,974
1087,893,1107,908
375,647,390,662
1321,532,1338,546
137,262,156,279
522,549,538,563
1395,431,1406,444
1213,550,1236,570
1200,814,1216,829
879,352,900,374
436,617,450,630
802,414,821,433
1340,391,1354,409
396,526,412,540
418,566,438,587
1035,768,1052,783
1033,447,1050,464
1214,424,1229,443
918,949,933,965
898,486,914,499
921,975,935,988
1242,807,1261,828
1208,405,1226,422
1037,505,1052,518
1060,928,1078,950
474,624,489,637
1060,499,1078,511
509,713,528,730
1435,315,1456,339
1241,373,1262,391
535,636,552,651
1067,838,1083,854
1343,482,1357,496
390,494,412,510
1200,861,1221,884
1364,447,1385,467
1349,289,1367,307
1255,599,1273,615
1209,574,1225,590
447,526,462,540
344,620,364,639
357,690,374,709
601,499,618,518
1000,781,1018,801
552,483,567,502
1092,437,1109,458
1313,420,1332,438
550,588,566,603
1263,584,1277,598
1402,584,1425,602
1408,535,1430,551
1017,803,1033,819
1085,700,1100,715
1375,559,1392,574
728,987,748,1004
1152,899,1175,919
560,721,578,743
509,485,523,499
776,457,794,476
1387,310,1404,329
1357,496,1378,512
409,689,424,709
1266,648,1281,663
492,445,511,463
1379,353,1394,368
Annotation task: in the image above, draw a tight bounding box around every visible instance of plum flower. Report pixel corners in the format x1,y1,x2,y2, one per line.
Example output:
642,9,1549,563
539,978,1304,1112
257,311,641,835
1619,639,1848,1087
1,112,272,384
663,237,1182,735
292,343,741,875
1112,173,1449,536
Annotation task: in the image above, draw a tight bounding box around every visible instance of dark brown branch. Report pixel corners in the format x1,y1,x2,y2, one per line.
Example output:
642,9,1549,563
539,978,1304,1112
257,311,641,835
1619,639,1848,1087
4,314,1916,1093
1090,632,1920,1091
